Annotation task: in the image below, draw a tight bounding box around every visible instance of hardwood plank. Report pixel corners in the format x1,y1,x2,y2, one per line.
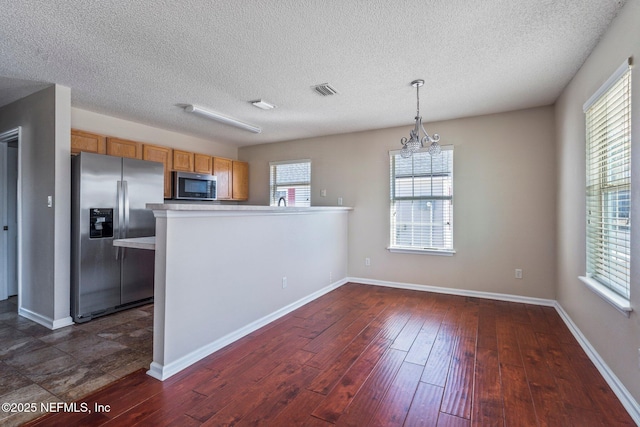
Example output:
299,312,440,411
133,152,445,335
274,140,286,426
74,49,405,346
368,361,423,426
500,363,537,427
310,335,391,422
229,365,319,426
472,348,504,427
438,412,471,427
404,382,444,427
421,322,458,387
333,348,407,427
476,302,498,352
441,335,475,419
495,318,522,367
269,390,325,427
306,301,386,369
307,325,387,395
405,312,444,365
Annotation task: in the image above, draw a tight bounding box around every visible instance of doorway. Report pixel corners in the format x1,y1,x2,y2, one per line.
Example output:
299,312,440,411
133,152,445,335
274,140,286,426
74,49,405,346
0,127,19,301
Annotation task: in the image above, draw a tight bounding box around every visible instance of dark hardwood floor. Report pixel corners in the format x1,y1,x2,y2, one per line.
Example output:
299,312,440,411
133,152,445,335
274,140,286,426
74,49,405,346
27,283,634,426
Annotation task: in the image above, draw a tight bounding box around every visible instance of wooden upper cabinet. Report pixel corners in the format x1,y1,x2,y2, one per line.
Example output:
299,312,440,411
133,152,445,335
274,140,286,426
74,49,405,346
173,150,194,172
71,129,106,155
232,161,249,201
194,153,212,174
106,137,142,159
143,144,173,199
213,157,232,200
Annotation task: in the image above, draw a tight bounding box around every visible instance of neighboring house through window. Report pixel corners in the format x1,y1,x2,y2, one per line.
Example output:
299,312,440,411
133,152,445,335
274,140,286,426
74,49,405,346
389,147,454,255
270,160,311,207
580,58,632,312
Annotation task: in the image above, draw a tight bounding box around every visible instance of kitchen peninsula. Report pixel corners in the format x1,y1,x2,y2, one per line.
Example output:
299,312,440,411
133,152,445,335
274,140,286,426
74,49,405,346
145,204,352,380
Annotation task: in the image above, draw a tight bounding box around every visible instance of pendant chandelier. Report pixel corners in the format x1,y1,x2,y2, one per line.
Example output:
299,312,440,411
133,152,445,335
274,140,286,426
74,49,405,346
400,79,441,158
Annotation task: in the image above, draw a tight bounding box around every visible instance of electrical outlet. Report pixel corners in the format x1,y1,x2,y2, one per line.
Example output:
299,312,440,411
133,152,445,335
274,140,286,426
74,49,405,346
321,189,327,197
365,257,371,266
337,197,343,206
515,269,523,279
282,277,287,288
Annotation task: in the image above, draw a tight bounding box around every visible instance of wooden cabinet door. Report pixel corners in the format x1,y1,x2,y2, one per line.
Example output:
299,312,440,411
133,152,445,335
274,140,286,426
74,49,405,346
232,161,249,200
71,129,106,155
173,150,194,172
194,153,212,174
106,137,142,159
143,144,173,198
213,157,232,200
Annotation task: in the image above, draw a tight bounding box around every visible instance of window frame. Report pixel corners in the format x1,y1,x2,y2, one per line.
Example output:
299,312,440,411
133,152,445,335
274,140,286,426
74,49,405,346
388,146,455,256
579,58,632,316
269,159,312,207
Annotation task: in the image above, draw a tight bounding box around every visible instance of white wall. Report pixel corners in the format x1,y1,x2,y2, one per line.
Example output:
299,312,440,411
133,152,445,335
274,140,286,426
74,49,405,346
555,0,640,402
0,85,72,327
150,209,349,378
240,106,557,299
71,108,238,159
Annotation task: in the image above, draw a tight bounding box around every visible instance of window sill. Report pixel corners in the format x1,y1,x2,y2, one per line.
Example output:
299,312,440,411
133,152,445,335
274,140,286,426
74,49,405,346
387,247,456,256
578,276,632,317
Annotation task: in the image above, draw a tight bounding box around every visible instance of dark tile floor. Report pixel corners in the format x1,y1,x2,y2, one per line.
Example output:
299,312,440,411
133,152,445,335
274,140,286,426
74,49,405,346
0,296,153,426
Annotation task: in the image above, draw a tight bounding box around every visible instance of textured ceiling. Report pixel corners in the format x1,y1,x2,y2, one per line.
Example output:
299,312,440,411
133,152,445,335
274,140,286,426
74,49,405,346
0,0,627,147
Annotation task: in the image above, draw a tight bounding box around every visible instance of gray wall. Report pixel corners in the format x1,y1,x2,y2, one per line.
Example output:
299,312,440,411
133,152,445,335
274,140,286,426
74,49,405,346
555,0,640,402
239,105,557,300
0,85,71,326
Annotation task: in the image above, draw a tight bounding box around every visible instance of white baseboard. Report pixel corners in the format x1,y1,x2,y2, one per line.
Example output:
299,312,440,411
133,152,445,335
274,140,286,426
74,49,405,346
18,307,74,330
348,277,639,424
348,277,556,306
147,278,349,381
554,302,640,425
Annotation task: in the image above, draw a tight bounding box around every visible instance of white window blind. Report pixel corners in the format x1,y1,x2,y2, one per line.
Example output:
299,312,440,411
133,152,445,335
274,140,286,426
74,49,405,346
390,147,453,252
584,60,631,299
270,160,311,207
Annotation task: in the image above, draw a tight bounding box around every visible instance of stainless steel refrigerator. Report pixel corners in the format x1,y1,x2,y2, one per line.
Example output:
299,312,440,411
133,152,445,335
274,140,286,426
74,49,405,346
71,152,163,323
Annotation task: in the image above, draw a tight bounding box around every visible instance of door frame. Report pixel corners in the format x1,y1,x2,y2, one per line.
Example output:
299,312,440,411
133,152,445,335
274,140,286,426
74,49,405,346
0,127,21,303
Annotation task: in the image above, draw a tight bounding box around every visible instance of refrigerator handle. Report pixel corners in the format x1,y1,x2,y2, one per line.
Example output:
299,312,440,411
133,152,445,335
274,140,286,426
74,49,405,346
123,180,130,236
116,180,124,260
123,180,129,259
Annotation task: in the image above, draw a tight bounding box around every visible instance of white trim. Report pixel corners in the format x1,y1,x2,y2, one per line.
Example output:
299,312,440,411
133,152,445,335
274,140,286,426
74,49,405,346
269,158,312,166
387,247,456,256
583,57,632,112
18,307,74,330
347,277,555,306
578,276,632,317
554,302,640,425
146,278,349,381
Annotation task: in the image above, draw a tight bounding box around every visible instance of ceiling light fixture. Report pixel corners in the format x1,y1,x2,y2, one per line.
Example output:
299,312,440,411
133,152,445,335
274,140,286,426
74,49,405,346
400,79,441,158
250,99,276,110
184,104,261,134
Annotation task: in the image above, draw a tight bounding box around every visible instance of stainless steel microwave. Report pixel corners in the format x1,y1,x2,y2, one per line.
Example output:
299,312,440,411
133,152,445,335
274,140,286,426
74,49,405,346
172,171,217,201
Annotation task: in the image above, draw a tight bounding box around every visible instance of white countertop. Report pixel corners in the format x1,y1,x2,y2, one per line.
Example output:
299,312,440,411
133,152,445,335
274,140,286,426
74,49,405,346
147,203,352,213
113,236,156,250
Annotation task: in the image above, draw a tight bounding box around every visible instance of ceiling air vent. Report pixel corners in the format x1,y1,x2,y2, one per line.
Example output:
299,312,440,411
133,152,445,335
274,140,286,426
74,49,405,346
313,83,339,96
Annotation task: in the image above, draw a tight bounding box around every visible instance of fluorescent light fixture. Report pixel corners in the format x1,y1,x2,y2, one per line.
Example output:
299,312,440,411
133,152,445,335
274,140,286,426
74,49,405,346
184,104,261,134
251,99,276,110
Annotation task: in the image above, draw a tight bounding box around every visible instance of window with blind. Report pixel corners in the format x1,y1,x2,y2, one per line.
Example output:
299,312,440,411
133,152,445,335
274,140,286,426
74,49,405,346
270,160,311,207
389,147,454,254
583,59,631,302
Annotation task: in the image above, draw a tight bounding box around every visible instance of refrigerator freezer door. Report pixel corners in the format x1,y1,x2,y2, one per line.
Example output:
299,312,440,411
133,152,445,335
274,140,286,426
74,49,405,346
71,153,123,320
120,157,163,304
